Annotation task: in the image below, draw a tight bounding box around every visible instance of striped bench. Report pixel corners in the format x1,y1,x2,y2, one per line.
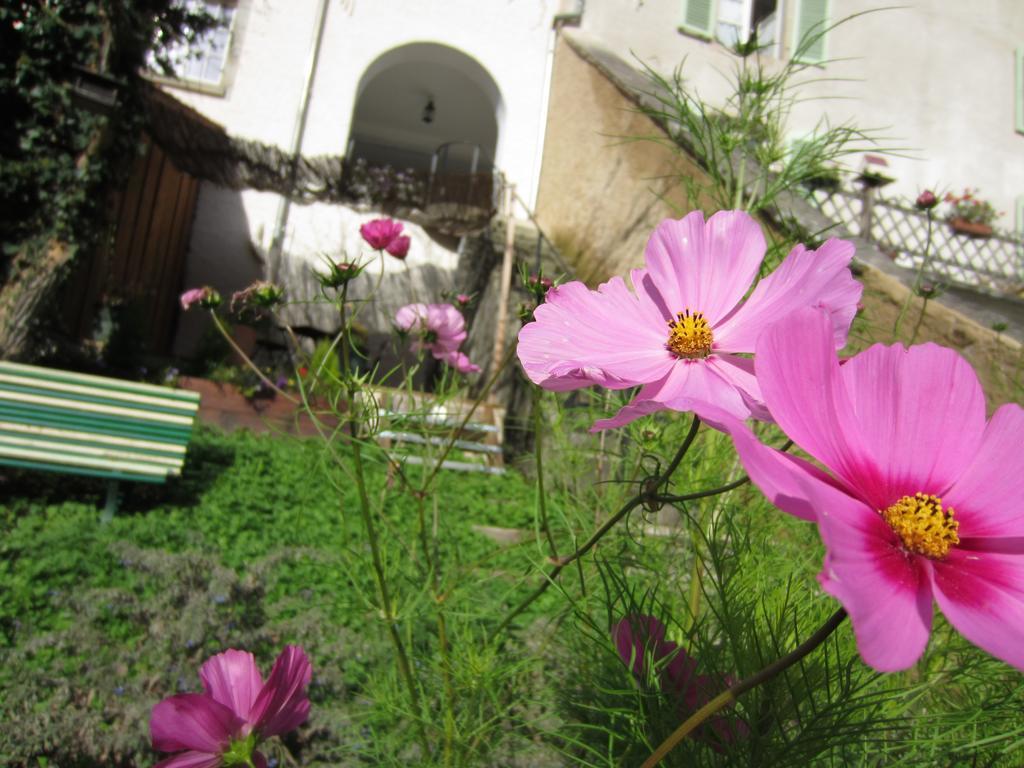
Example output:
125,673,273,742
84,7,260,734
0,361,201,518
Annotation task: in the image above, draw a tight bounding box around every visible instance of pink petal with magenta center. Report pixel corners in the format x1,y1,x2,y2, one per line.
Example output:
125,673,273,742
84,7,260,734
200,649,264,724
151,693,241,753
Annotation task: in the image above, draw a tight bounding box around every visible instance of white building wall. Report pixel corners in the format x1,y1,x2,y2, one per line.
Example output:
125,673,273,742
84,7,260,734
164,0,560,352
579,0,1024,229
165,0,558,253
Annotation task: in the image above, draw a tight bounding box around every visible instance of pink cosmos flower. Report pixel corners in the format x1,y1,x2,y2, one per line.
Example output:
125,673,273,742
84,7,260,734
517,210,861,430
180,286,221,311
395,303,480,373
360,218,404,252
150,645,311,768
385,234,411,259
614,615,746,748
704,307,1024,672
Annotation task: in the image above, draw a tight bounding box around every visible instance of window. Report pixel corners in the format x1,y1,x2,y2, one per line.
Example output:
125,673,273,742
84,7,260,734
790,0,829,64
717,0,780,52
154,1,237,89
679,0,783,56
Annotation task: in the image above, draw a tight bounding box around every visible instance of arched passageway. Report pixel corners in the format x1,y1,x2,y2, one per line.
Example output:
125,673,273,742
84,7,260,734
346,42,503,214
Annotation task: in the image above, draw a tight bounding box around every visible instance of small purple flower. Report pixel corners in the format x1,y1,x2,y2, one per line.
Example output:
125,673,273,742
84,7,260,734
395,303,480,374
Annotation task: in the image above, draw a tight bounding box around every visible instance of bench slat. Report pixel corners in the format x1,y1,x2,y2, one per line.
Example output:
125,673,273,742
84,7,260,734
0,361,201,403
0,373,199,414
0,406,192,444
0,420,187,454
0,456,169,483
0,390,194,426
0,444,172,478
0,434,184,469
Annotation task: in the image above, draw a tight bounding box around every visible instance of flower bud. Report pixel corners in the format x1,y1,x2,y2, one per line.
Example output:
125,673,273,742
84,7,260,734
316,261,363,289
180,286,221,311
231,281,284,314
915,190,938,210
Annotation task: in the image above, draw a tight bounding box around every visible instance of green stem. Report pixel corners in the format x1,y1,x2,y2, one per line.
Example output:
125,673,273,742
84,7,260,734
339,284,430,758
489,415,702,641
909,296,930,346
641,608,848,768
209,312,298,404
533,387,558,558
419,342,517,492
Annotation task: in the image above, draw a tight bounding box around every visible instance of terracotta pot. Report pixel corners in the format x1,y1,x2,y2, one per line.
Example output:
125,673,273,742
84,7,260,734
948,217,993,238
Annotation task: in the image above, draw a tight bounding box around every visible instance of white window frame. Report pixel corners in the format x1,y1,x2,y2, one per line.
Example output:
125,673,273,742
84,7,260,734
147,0,238,96
679,0,785,58
716,0,784,57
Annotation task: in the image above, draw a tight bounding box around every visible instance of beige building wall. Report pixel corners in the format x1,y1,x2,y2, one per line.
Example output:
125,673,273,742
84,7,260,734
533,31,1022,410
533,36,715,284
579,0,1024,231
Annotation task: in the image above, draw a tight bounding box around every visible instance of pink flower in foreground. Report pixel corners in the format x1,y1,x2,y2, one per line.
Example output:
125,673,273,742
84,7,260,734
151,645,311,768
704,307,1024,672
385,234,411,259
360,217,404,252
395,303,480,373
614,615,746,748
517,210,861,431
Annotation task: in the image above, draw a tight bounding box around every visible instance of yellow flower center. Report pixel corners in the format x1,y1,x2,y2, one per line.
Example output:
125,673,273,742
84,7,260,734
666,310,713,359
881,492,960,560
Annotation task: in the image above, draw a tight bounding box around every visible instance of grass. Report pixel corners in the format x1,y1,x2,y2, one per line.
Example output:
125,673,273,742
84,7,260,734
3,407,1024,767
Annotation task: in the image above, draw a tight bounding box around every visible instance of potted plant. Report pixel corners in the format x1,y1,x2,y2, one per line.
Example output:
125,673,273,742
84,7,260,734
944,188,1000,237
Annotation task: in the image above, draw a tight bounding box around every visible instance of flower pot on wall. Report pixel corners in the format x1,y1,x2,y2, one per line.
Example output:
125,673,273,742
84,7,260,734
948,217,993,238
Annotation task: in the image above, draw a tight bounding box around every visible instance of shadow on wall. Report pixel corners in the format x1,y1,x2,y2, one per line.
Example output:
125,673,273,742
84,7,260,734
172,183,263,360
275,255,458,389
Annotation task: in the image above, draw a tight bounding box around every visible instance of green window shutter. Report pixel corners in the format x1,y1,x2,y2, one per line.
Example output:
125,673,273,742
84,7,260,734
1016,47,1024,134
792,0,830,64
679,0,717,40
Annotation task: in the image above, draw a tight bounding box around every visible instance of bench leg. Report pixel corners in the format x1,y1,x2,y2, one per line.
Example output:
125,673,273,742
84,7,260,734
101,479,120,524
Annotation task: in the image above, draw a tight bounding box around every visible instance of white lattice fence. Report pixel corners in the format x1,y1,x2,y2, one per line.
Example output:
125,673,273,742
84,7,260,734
808,188,1024,292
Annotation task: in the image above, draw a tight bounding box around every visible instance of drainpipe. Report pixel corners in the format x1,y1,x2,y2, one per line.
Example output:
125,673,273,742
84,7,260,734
268,0,331,280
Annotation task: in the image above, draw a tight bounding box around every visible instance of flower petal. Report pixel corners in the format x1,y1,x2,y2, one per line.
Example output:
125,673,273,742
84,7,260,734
590,397,671,432
930,549,1024,670
944,404,1024,546
703,408,834,522
517,277,673,390
704,354,770,421
437,349,481,374
714,239,861,352
613,615,669,677
805,472,933,672
251,645,312,738
151,693,240,753
839,341,986,507
642,211,765,325
200,649,264,724
754,307,877,500
154,751,224,768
